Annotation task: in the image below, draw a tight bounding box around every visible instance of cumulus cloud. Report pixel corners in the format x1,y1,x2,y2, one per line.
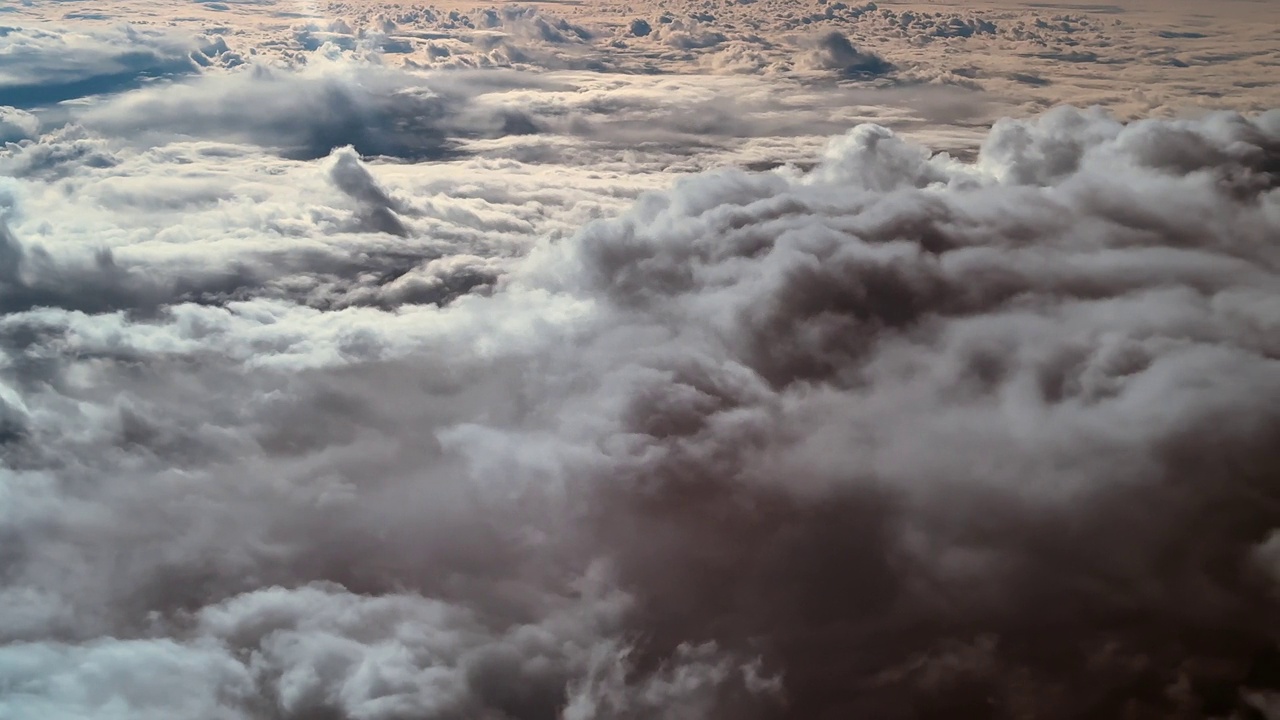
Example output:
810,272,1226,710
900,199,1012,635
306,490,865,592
0,29,1278,718
654,20,729,51
523,107,1280,717
0,107,38,143
799,31,895,78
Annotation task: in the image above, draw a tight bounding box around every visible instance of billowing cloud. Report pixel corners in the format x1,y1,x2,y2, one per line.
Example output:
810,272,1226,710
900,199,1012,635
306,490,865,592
1,80,1278,720
522,107,1280,717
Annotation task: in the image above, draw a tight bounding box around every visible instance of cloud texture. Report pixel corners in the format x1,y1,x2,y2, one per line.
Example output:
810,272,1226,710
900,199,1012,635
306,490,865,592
1,49,1279,720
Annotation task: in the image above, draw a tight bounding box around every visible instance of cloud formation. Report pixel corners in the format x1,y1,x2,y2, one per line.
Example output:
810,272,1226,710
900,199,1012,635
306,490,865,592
799,31,895,78
0,25,236,108
75,60,546,161
2,84,1279,720
533,107,1280,718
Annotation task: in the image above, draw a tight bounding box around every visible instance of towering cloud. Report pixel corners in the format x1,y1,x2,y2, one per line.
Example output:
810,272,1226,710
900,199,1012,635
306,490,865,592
1,100,1278,720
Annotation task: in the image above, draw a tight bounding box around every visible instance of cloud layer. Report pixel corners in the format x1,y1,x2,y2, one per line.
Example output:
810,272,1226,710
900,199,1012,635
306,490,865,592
2,36,1279,714
2,3,1280,714
6,0,1278,119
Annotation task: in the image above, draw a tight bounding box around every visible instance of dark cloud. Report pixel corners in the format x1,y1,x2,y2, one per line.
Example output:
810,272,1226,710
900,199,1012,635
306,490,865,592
801,31,894,78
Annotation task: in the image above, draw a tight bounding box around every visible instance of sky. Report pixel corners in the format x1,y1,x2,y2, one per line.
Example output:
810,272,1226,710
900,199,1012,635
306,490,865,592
1,1,1279,719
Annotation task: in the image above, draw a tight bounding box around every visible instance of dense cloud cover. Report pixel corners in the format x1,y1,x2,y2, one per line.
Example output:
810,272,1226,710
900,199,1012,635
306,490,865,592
1,37,1279,720
8,0,1279,120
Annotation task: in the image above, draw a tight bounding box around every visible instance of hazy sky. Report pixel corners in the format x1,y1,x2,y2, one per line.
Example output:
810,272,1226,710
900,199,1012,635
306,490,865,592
1,1,1278,719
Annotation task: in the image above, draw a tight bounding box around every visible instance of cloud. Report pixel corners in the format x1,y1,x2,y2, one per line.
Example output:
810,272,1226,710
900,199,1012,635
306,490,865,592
799,31,895,78
0,25,229,108
654,20,729,51
510,106,1280,717
0,58,989,326
0,578,760,720
327,146,410,237
10,0,1277,120
0,28,1279,718
77,61,535,161
0,107,38,142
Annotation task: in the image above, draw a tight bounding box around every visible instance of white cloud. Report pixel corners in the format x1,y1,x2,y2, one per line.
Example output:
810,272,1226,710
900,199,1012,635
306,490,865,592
0,107,39,143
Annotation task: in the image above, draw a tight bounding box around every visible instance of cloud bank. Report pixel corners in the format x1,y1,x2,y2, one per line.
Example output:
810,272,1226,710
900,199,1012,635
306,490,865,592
0,25,238,108
0,46,1278,719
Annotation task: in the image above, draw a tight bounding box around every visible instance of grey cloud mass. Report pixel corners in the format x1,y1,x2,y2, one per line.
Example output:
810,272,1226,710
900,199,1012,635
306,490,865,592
2,5,1280,720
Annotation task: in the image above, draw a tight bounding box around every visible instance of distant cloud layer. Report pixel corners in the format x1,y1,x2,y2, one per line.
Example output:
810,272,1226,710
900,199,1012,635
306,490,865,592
4,0,1277,117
